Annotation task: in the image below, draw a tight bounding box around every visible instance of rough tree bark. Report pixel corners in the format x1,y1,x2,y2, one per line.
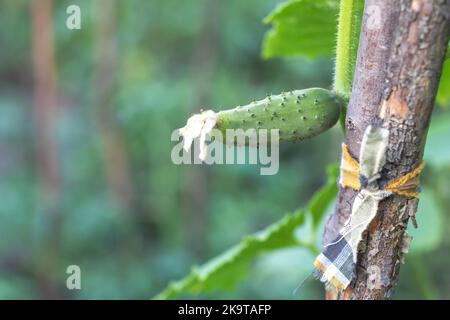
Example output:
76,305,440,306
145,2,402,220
323,0,450,299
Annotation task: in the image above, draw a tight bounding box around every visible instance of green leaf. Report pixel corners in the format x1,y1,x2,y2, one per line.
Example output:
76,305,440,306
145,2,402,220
155,164,339,299
262,0,364,98
436,59,450,107
262,0,339,59
409,188,444,254
308,163,339,229
154,209,306,299
424,112,450,167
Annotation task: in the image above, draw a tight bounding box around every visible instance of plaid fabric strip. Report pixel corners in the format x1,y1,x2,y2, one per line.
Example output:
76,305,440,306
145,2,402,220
313,233,355,291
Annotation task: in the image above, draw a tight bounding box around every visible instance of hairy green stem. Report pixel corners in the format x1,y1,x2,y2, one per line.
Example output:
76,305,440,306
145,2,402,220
333,0,362,99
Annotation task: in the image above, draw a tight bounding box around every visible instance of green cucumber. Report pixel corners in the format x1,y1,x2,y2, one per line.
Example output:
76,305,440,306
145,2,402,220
215,88,342,144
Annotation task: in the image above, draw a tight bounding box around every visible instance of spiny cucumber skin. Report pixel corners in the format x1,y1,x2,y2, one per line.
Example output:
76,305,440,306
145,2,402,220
216,88,342,144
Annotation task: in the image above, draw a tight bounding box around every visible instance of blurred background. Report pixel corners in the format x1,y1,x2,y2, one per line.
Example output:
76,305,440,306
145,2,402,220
0,0,449,299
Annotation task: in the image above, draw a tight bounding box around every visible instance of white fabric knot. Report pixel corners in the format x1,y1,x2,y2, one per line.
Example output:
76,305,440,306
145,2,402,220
341,126,391,261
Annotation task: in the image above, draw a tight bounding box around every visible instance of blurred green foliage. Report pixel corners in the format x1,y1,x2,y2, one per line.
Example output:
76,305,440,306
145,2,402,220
0,0,449,300
155,164,339,300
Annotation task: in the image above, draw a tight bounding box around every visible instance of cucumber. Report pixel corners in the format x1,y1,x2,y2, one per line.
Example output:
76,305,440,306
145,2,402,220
216,88,342,144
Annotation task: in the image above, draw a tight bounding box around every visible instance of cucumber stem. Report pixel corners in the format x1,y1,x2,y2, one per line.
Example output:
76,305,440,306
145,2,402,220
333,0,361,99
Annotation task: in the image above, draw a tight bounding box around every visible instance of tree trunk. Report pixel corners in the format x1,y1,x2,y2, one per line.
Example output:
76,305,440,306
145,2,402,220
31,0,60,299
323,0,450,299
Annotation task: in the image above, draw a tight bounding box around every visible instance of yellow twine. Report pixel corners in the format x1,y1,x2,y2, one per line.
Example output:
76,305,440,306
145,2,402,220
340,143,424,198
340,144,361,190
